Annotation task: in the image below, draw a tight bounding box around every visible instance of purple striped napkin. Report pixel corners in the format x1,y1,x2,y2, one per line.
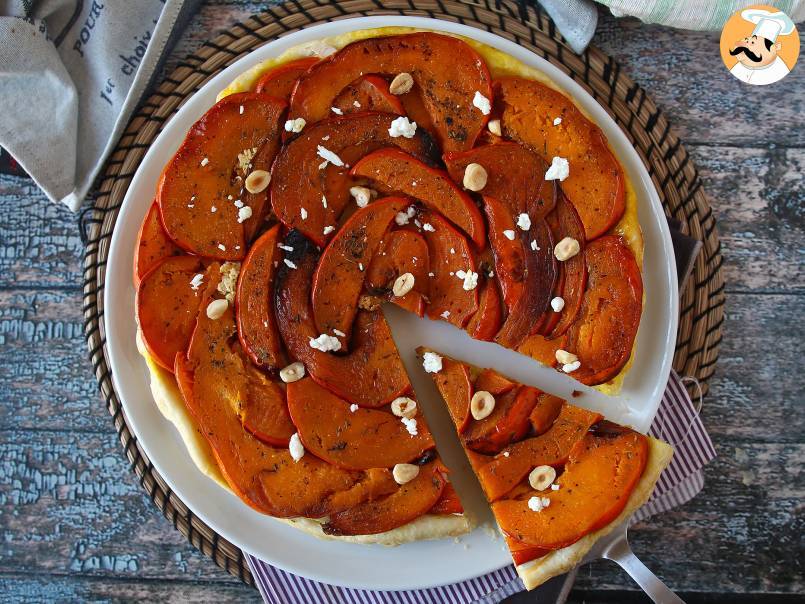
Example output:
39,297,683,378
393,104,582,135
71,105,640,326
245,370,716,603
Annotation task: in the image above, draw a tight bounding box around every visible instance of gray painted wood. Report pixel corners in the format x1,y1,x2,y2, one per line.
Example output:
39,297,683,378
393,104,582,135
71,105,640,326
0,3,802,602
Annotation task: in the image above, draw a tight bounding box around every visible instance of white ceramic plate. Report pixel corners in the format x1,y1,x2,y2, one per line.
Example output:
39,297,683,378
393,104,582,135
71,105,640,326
104,16,678,590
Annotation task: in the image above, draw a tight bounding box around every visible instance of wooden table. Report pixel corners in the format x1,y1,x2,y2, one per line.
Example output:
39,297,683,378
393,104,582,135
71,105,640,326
1,4,801,602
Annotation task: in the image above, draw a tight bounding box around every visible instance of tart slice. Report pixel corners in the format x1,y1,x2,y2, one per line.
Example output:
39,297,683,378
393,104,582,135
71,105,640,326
418,349,673,590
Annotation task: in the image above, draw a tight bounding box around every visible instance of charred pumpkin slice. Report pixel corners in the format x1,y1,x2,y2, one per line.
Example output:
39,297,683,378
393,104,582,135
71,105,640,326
565,235,643,385
495,217,556,349
311,197,407,350
444,142,555,218
275,232,410,407
323,461,448,536
236,224,286,371
494,77,625,240
157,92,286,260
493,429,648,550
289,32,492,153
545,193,587,339
133,201,182,287
366,228,430,316
420,210,480,327
136,255,206,371
477,403,602,501
351,148,486,248
287,377,434,470
254,57,319,99
332,75,404,115
270,113,437,246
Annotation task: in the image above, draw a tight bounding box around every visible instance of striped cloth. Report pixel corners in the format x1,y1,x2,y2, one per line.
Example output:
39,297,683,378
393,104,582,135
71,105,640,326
246,370,715,603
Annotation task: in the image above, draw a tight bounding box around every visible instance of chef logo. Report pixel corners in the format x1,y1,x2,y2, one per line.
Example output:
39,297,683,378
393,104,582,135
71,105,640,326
720,5,799,86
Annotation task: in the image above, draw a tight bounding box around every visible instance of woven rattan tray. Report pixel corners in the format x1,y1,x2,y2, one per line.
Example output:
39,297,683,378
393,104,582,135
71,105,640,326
81,0,725,586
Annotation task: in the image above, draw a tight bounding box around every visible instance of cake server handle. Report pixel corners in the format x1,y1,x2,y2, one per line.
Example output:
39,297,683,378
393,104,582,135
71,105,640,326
602,535,685,604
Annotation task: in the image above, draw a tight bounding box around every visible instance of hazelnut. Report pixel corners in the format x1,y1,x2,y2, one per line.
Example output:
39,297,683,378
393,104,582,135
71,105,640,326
463,163,488,192
391,396,417,419
393,272,415,297
244,169,271,194
470,390,496,420
389,72,414,95
554,237,580,261
205,299,228,320
529,465,557,491
279,362,305,383
392,463,419,485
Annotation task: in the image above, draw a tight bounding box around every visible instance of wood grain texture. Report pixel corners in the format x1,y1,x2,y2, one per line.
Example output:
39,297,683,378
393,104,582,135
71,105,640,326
0,2,802,602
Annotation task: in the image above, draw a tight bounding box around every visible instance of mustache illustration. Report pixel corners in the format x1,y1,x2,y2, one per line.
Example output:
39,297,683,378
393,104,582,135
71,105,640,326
730,45,763,62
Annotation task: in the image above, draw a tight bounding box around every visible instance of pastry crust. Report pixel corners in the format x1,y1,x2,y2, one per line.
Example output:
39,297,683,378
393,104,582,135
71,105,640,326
515,437,673,589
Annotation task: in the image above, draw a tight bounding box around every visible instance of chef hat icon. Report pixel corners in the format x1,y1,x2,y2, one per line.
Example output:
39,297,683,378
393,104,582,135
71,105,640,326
741,8,796,42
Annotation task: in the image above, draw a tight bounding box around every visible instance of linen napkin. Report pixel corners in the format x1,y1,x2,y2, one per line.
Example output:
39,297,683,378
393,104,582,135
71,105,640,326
245,370,716,603
0,0,200,211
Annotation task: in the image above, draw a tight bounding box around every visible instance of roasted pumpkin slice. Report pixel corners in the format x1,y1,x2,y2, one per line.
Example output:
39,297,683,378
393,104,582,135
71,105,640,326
157,92,286,260
430,483,464,515
545,194,587,339
323,461,448,536
529,393,564,434
287,377,434,470
366,228,430,316
136,255,206,371
518,333,566,368
494,77,625,240
422,350,472,433
236,224,286,371
270,113,437,246
332,75,405,115
444,142,555,218
474,368,516,396
239,360,296,446
477,404,602,501
289,32,492,153
133,201,182,287
275,232,410,407
493,429,648,549
465,279,503,341
483,195,527,311
351,148,486,248
495,217,556,349
254,57,319,99
463,386,540,454
566,235,642,385
420,210,480,327
311,197,407,350
175,284,394,518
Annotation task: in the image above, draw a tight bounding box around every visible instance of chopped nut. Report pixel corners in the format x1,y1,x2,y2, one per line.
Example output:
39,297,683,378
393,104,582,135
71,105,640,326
470,390,495,420
284,117,306,133
392,272,415,297
563,360,581,373
279,362,305,383
555,349,578,365
205,298,228,320
289,432,305,462
550,296,565,312
528,465,557,491
391,396,418,419
463,163,488,192
392,463,419,485
389,72,414,95
349,186,376,208
488,119,502,136
245,170,271,194
554,237,580,261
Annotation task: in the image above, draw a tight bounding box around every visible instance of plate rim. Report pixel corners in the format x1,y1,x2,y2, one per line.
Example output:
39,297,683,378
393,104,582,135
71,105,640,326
103,15,678,590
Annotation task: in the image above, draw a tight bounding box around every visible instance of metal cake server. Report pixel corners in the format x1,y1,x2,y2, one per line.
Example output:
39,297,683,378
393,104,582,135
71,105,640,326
581,519,685,603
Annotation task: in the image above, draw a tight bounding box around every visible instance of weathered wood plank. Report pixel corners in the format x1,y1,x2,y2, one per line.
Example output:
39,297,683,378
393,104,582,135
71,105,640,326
595,13,805,147
0,429,243,585
0,575,258,603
